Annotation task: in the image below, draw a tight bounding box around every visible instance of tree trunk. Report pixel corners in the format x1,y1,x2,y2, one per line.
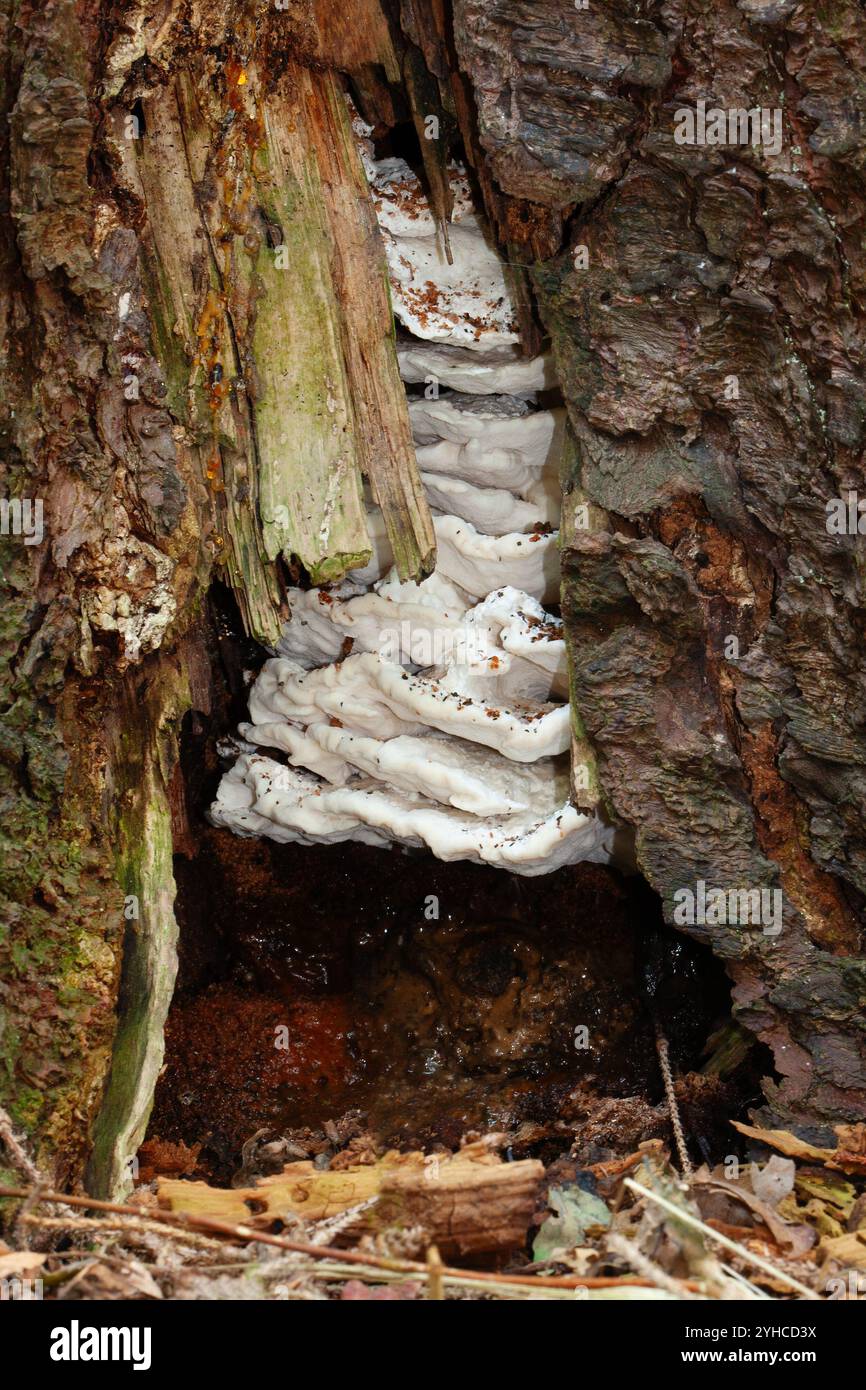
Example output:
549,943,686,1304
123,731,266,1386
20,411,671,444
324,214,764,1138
1,0,435,1193
1,0,865,1198
457,0,866,1130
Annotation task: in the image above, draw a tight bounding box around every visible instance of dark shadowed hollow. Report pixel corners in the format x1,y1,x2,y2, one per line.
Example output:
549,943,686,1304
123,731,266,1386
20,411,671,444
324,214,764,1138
148,806,767,1185
141,586,774,1186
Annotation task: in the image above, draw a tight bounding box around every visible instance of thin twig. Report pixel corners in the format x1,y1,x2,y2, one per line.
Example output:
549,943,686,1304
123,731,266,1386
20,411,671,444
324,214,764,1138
606,1231,704,1300
311,1261,588,1300
0,1103,54,1247
718,1261,771,1301
426,1244,444,1301
308,1196,378,1246
624,1177,820,1300
0,1183,673,1294
0,1103,42,1184
21,1212,231,1252
654,1023,693,1178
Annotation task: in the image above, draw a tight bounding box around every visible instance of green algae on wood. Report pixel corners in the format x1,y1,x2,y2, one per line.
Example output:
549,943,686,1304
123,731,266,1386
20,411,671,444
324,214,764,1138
0,548,125,1185
86,660,191,1199
252,78,372,585
128,58,434,598
313,69,435,580
134,80,285,646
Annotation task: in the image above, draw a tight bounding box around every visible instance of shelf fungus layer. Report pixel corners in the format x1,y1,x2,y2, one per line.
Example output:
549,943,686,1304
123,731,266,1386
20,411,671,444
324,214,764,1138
211,145,613,875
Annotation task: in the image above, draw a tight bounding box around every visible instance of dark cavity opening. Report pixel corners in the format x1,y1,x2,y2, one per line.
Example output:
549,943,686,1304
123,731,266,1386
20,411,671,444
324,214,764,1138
144,588,768,1187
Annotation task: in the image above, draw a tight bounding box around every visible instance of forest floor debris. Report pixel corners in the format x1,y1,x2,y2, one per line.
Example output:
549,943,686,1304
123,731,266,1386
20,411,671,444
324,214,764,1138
2,1101,866,1300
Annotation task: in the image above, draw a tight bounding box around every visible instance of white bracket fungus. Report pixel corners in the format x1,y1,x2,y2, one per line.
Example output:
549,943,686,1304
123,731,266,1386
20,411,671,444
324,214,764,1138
397,342,557,396
211,145,613,875
369,157,518,350
212,752,610,876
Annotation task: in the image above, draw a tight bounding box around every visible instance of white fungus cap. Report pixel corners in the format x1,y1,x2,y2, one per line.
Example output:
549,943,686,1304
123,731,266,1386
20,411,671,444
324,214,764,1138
212,753,613,876
246,652,570,762
398,342,557,395
433,515,559,605
370,158,519,351
210,131,612,877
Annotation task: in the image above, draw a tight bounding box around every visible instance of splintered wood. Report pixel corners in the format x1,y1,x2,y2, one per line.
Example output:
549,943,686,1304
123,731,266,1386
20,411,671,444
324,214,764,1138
127,51,433,631
155,1148,543,1259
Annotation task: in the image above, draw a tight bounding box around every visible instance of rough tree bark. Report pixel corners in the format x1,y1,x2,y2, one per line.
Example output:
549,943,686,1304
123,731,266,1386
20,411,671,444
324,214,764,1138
0,0,435,1194
1,0,865,1198
451,0,866,1130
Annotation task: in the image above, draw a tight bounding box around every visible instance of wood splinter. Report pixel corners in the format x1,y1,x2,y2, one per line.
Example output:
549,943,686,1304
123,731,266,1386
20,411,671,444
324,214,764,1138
156,1147,544,1259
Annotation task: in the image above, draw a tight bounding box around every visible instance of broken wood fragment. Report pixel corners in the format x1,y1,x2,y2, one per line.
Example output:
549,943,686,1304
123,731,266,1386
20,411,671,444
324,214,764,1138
253,71,372,585
155,1148,543,1258
312,0,402,81
402,41,455,265
136,77,284,645
307,72,436,579
374,1151,543,1258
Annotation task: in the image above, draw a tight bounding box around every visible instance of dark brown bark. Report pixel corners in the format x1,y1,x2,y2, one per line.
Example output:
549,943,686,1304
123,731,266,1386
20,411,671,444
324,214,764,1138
0,0,433,1192
449,0,866,1128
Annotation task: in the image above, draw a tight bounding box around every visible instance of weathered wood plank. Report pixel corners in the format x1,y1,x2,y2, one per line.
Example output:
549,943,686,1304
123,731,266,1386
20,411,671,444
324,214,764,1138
250,69,372,584
307,70,435,579
156,1148,543,1257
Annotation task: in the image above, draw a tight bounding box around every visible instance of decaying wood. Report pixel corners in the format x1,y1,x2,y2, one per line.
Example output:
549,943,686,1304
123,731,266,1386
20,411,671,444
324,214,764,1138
86,639,211,1199
0,0,433,1192
374,1151,544,1259
251,69,373,584
156,1158,387,1226
156,1148,544,1259
132,50,433,594
304,67,435,578
3,0,866,1203
1,1182,683,1295
313,0,401,77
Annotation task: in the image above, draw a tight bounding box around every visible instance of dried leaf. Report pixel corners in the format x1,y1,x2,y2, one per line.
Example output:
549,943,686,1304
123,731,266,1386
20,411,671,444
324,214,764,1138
532,1185,611,1262
693,1175,815,1256
733,1120,866,1176
0,1251,46,1278
57,1259,163,1301
794,1172,856,1216
781,1197,845,1240
847,1193,866,1232
731,1121,832,1163
832,1125,866,1176
819,1232,866,1270
137,1138,201,1183
749,1155,795,1207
